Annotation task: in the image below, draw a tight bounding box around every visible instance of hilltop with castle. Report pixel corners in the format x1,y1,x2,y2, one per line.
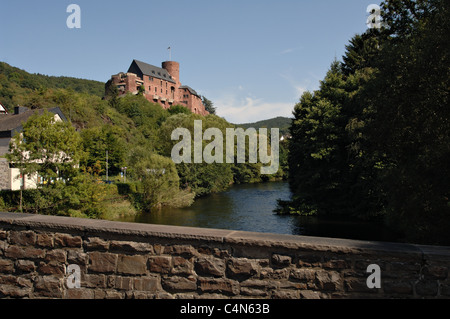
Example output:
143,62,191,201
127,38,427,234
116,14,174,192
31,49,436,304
109,60,209,116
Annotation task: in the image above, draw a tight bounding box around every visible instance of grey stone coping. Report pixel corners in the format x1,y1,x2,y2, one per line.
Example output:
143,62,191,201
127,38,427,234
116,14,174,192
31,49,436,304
1,211,449,260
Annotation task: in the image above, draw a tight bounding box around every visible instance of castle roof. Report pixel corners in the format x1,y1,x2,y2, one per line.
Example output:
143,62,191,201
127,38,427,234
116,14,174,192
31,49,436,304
129,60,176,84
179,85,200,98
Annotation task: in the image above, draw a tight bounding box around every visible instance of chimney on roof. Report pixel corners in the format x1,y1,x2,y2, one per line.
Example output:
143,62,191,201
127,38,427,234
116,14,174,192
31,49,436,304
14,106,29,115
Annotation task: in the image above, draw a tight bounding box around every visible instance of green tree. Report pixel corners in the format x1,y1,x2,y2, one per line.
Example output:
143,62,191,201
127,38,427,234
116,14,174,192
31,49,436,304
6,111,82,211
158,113,234,197
202,96,216,115
287,61,348,216
81,125,127,176
130,153,194,211
168,104,191,115
362,0,450,244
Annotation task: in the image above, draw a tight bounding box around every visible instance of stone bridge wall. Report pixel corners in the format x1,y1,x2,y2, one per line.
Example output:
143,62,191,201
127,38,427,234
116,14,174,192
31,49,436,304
0,212,449,299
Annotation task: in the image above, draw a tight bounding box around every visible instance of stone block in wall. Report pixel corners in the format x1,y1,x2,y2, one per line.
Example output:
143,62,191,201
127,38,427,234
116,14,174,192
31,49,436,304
240,286,268,297
344,277,379,294
226,258,258,280
15,260,36,273
423,265,448,280
84,237,109,251
171,256,194,276
195,257,226,277
272,289,299,299
323,259,350,270
165,245,198,258
240,279,279,296
148,256,172,274
297,253,323,267
109,275,133,290
110,240,153,254
67,250,88,266
315,270,342,292
34,276,63,298
0,240,6,255
300,290,321,299
290,268,316,282
133,276,160,293
198,277,240,295
54,233,82,248
0,258,14,273
88,252,118,273
162,276,197,293
117,255,147,275
0,274,16,285
271,254,292,268
4,245,45,260
415,280,439,296
45,249,67,263
84,274,106,288
38,261,65,277
65,288,95,299
260,267,289,280
36,233,54,248
9,231,36,246
0,284,31,298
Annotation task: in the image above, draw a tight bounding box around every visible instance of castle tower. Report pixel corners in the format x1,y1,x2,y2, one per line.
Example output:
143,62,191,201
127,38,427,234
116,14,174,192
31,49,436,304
162,61,180,86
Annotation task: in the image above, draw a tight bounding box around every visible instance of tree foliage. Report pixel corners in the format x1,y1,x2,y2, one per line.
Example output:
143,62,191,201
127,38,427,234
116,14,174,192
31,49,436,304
284,0,450,245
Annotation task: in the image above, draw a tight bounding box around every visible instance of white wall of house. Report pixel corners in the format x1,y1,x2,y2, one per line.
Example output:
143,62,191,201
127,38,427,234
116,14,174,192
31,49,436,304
10,168,38,191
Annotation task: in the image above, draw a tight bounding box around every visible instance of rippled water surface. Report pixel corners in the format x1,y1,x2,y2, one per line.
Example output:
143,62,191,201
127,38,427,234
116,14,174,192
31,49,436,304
118,181,400,242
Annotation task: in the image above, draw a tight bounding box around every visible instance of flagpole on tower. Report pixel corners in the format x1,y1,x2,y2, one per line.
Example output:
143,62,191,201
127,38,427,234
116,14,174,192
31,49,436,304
168,46,171,61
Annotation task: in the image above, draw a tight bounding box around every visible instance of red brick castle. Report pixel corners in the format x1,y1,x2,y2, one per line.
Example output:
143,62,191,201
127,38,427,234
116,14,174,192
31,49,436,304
109,60,208,115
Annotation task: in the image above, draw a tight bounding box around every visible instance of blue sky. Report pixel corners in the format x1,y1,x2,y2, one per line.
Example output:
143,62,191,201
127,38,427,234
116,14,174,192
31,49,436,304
0,0,381,124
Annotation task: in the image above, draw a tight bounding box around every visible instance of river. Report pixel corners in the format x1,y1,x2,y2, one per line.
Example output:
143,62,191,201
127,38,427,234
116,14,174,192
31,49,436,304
117,181,401,242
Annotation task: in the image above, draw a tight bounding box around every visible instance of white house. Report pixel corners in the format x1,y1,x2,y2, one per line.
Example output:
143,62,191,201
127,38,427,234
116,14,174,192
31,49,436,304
0,106,67,191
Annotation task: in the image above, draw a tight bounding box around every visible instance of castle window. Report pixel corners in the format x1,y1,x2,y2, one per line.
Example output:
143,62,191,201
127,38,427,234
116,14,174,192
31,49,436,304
155,87,157,93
